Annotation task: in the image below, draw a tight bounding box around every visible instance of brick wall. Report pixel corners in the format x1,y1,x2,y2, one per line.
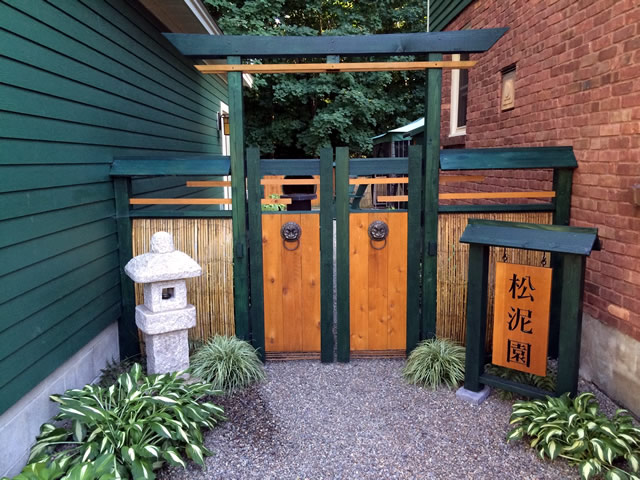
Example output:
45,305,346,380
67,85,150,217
441,0,640,340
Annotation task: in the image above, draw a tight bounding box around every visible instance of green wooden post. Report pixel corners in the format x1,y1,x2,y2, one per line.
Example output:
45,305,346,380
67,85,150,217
549,168,573,358
555,254,585,396
320,148,335,362
406,145,423,352
246,147,265,360
113,177,139,359
228,55,250,341
463,244,490,392
421,53,442,339
335,147,350,362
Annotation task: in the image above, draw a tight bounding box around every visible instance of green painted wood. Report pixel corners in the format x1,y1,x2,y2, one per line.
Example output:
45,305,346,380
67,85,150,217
430,0,475,33
113,177,138,359
479,374,553,399
228,56,250,341
463,244,490,391
110,157,230,176
406,145,423,353
320,148,335,362
549,168,574,358
335,147,350,362
260,159,321,175
555,254,586,396
440,147,578,171
421,53,442,340
1,164,111,193
460,220,599,255
128,210,233,218
439,203,555,213
350,184,369,210
349,157,408,175
246,148,265,360
164,28,508,58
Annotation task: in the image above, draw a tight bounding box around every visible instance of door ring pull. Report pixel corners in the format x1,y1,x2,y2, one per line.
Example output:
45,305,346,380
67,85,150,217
368,220,389,250
281,222,302,251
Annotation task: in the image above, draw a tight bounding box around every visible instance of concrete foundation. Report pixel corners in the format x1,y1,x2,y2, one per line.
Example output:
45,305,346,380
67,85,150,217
456,386,491,405
580,313,640,417
0,323,119,478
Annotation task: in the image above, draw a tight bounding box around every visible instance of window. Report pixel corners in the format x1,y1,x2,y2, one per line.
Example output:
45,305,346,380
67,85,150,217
393,140,409,157
450,53,469,136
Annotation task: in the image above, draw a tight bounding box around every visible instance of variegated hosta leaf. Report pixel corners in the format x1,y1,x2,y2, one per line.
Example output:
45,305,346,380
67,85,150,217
580,460,595,480
162,449,187,469
131,459,155,480
627,452,640,472
604,468,629,480
547,441,559,460
121,446,136,464
591,439,606,462
92,453,116,476
151,396,179,405
150,422,173,439
72,420,86,443
506,427,524,443
186,443,206,466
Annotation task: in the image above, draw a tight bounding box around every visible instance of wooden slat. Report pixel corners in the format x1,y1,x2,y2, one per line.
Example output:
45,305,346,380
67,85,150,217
378,191,557,202
186,180,231,187
110,157,230,176
368,212,389,350
129,198,291,205
349,175,485,185
262,214,283,352
261,198,292,205
280,214,303,351
440,146,578,171
335,147,351,362
319,148,334,362
300,214,321,352
349,213,369,351
196,60,476,74
260,178,320,186
386,213,407,350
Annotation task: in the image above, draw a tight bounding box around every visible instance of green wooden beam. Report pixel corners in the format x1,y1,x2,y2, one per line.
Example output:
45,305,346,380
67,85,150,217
440,146,578,171
463,244,490,392
421,53,442,340
406,145,423,352
228,55,250,341
349,157,408,175
555,254,586,396
246,148,265,360
320,148,335,362
260,159,320,176
335,147,350,362
164,29,508,59
480,374,553,399
350,184,368,210
128,210,233,218
110,156,230,176
113,177,139,359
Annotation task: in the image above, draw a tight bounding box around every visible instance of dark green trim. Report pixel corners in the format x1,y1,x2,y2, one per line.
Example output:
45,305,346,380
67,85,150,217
439,203,555,213
421,54,442,340
335,147,350,362
246,148,265,360
350,184,369,210
164,29,508,59
320,148,335,363
406,145,423,353
128,210,233,218
260,159,320,175
349,157,408,175
110,156,230,176
555,254,586,396
440,147,578,171
480,374,553,399
350,208,408,213
113,177,138,359
228,56,250,341
463,244,489,392
430,0,475,32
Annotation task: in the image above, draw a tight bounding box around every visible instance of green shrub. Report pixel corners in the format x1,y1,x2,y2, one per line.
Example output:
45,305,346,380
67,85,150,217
485,363,556,400
97,354,146,388
403,338,465,389
507,392,640,480
25,364,224,480
190,335,265,394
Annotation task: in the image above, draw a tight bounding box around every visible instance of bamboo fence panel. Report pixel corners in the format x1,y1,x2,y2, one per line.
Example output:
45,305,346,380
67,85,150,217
131,218,235,351
436,212,553,347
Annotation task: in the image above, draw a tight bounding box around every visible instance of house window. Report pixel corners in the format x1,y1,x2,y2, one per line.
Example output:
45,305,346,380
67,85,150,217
393,140,409,157
450,53,469,136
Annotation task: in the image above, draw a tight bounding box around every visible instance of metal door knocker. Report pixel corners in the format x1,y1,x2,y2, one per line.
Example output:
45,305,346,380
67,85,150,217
281,221,302,251
368,220,388,250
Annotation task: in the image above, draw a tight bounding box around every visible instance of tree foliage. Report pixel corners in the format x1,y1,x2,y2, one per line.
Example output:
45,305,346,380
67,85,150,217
204,0,430,157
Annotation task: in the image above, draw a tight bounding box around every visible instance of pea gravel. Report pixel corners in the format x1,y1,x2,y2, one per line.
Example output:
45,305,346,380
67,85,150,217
160,359,624,480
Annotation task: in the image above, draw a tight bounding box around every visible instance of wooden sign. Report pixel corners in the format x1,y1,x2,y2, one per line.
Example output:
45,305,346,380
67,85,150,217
492,262,552,376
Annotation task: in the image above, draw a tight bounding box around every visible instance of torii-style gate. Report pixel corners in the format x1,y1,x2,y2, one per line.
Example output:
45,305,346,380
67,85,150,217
163,29,508,361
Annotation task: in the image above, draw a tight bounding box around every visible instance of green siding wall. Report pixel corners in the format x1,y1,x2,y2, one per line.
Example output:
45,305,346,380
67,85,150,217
430,0,473,32
0,0,228,414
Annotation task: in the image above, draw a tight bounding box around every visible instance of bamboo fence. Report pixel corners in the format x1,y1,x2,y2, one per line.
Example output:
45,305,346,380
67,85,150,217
131,218,235,351
436,212,553,347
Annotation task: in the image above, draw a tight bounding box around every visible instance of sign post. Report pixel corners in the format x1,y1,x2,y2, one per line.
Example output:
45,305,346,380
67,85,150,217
459,220,599,399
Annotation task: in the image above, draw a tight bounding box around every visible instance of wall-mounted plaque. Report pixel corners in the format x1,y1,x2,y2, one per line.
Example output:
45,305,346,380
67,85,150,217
492,262,552,376
501,68,516,111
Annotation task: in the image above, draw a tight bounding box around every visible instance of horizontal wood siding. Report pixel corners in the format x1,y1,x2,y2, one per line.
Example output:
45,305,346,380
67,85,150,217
0,0,227,414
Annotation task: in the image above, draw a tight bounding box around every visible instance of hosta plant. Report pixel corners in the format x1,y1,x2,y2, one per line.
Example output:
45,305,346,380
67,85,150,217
486,363,556,400
26,364,225,480
507,392,640,480
403,338,465,390
190,335,265,394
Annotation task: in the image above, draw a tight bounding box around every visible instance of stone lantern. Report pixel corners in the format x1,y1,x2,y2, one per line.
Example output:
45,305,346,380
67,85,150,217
124,232,201,374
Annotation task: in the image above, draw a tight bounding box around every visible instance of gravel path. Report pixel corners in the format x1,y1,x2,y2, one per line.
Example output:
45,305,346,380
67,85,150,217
156,359,627,480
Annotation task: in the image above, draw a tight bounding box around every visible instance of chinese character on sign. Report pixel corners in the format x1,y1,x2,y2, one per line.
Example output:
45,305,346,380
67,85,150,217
507,307,533,334
508,274,536,301
507,339,531,367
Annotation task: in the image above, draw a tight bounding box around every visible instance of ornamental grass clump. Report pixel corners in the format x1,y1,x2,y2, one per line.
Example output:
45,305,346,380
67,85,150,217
507,392,640,480
190,335,265,394
403,338,465,389
21,363,224,480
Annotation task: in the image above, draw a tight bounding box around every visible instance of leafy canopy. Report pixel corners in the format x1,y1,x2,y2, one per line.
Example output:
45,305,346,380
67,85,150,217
205,0,430,157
